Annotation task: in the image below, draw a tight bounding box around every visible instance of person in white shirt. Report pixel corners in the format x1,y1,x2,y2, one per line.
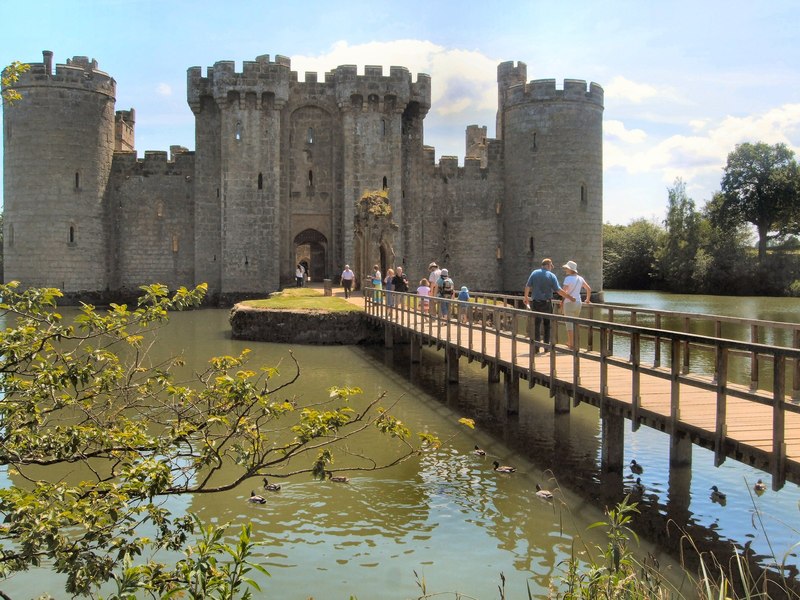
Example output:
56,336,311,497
561,260,592,349
341,265,355,298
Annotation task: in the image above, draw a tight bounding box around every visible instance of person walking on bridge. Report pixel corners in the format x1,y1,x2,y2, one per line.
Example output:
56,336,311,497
561,260,591,349
523,258,575,350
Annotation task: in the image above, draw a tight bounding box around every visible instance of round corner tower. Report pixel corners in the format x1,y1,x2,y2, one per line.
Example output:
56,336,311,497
498,66,604,294
2,51,115,293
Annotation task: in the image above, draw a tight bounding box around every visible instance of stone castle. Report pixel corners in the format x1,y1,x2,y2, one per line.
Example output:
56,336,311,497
2,50,603,303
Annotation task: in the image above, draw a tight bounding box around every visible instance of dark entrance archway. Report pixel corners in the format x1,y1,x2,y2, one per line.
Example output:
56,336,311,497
294,229,328,282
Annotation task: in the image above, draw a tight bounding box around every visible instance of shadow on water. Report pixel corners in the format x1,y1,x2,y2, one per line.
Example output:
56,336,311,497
365,335,800,596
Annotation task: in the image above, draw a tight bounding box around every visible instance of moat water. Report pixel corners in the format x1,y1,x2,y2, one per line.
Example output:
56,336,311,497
2,290,800,599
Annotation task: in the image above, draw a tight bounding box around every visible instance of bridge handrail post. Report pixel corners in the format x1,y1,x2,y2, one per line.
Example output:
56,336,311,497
751,324,760,391
773,353,786,489
511,311,518,376
599,326,609,401
495,301,501,365
607,308,615,356
670,337,681,430
587,304,595,352
629,311,637,362
631,331,641,431
682,316,691,374
480,303,487,356
713,320,722,384
794,329,800,400
714,344,728,466
456,298,462,348
654,314,662,368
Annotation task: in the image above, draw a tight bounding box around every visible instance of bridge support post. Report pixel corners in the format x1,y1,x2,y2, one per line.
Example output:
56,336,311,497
488,362,500,383
410,337,422,364
504,370,520,415
600,408,624,474
384,326,393,349
554,412,571,460
446,347,459,383
667,459,692,526
554,387,570,414
669,432,692,467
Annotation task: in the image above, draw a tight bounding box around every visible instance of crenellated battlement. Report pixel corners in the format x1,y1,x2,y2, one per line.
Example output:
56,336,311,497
187,55,293,111
503,78,603,108
497,60,527,89
327,64,431,111
187,55,433,113
6,51,115,97
112,149,195,177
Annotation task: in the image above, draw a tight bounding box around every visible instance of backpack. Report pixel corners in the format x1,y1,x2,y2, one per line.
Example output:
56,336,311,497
439,277,454,297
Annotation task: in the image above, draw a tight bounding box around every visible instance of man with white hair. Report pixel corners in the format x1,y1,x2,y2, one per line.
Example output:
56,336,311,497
341,264,355,298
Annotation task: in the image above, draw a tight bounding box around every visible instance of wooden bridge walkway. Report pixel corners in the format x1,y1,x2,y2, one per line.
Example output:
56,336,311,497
361,289,800,490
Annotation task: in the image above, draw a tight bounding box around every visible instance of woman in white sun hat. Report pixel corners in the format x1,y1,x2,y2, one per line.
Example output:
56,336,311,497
561,260,591,349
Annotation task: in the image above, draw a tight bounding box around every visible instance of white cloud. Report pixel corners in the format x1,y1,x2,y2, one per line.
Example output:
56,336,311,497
604,102,800,213
156,83,172,96
604,76,660,103
292,40,498,129
605,120,647,144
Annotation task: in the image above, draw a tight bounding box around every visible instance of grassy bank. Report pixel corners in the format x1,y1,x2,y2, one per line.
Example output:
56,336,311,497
240,288,361,312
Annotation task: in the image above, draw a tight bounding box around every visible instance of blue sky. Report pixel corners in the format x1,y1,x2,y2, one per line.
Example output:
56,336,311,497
3,0,799,225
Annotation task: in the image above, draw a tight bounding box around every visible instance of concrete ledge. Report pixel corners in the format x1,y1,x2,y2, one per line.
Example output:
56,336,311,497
229,304,383,345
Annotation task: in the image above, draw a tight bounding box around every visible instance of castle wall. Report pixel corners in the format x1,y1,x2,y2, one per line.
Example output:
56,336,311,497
409,151,504,292
108,152,195,290
3,53,115,292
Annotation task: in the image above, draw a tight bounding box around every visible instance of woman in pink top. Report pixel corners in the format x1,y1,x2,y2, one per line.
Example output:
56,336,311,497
417,278,431,314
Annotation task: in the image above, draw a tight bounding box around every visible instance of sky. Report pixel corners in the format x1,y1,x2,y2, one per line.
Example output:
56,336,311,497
2,0,799,225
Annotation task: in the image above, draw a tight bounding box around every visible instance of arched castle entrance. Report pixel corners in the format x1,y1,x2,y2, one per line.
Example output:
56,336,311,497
294,229,327,283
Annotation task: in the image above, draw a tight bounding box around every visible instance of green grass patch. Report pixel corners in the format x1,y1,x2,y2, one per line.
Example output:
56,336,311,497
241,288,361,312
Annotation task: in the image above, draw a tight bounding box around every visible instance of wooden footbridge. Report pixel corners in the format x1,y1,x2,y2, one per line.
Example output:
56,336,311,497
362,289,800,490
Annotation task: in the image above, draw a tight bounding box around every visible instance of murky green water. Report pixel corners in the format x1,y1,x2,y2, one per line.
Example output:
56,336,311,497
3,290,800,598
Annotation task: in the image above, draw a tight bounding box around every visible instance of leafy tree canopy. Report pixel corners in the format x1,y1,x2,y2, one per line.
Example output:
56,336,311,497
719,141,800,263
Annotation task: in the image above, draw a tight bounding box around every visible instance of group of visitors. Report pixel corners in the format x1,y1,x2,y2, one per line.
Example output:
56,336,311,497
523,258,591,350
341,261,470,321
337,256,591,348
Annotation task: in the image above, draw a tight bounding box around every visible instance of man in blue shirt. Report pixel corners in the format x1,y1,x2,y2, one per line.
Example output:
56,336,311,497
523,258,575,349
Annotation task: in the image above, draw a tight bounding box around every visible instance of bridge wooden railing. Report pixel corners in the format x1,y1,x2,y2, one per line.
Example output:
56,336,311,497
363,287,800,487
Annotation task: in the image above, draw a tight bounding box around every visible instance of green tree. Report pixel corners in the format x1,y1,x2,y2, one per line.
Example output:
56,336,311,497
719,141,800,264
695,192,754,294
1,62,30,103
0,282,437,597
602,219,664,290
658,178,702,292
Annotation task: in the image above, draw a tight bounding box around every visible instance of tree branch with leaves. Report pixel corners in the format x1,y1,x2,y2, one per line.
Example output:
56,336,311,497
0,282,441,597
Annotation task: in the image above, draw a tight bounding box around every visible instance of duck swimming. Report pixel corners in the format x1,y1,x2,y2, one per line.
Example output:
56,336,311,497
754,479,767,494
710,485,727,504
263,478,281,492
629,460,644,475
327,471,350,483
535,484,553,500
492,461,516,473
248,490,267,504
474,445,486,456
